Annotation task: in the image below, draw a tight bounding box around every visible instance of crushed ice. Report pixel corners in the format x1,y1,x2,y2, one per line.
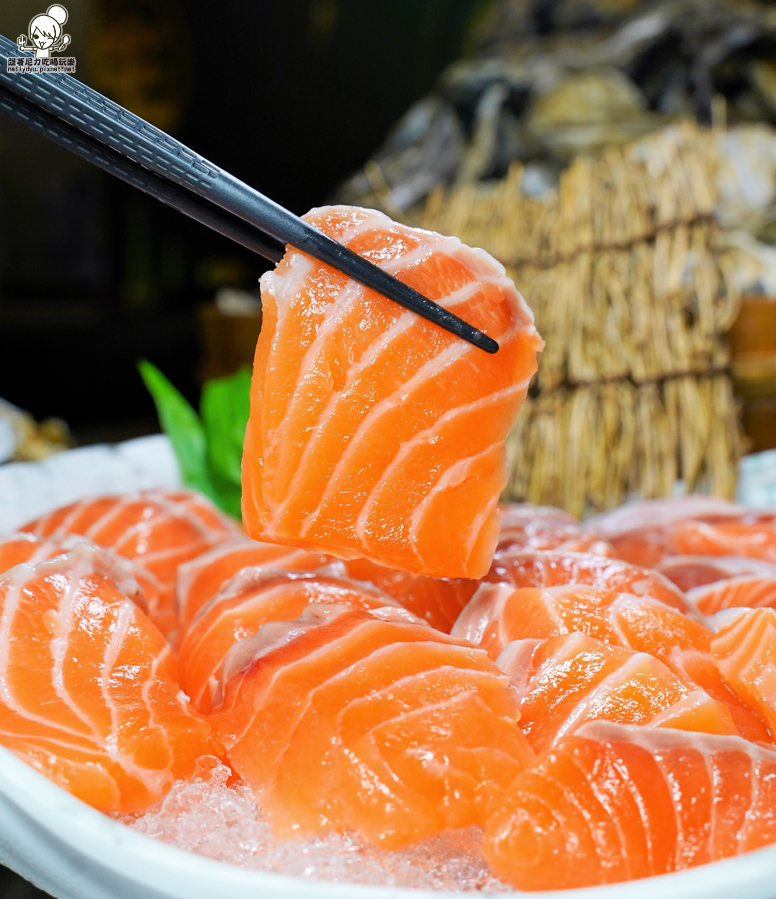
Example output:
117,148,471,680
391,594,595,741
117,756,509,892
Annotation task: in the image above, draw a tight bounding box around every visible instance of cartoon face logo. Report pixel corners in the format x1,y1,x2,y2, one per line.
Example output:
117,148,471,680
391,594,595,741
17,5,71,58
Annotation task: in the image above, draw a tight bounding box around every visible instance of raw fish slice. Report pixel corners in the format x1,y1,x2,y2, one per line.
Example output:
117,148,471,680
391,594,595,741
22,489,241,639
656,554,776,592
585,497,747,539
178,569,411,713
0,532,70,571
484,549,691,613
498,524,614,555
689,576,776,615
671,517,776,563
484,721,776,890
497,632,737,754
333,557,476,632
241,205,542,579
454,582,771,742
209,604,534,849
0,532,161,618
177,539,474,634
177,539,334,627
498,503,577,529
0,544,220,813
497,503,613,555
585,498,746,569
586,498,776,569
452,583,706,661
712,609,776,736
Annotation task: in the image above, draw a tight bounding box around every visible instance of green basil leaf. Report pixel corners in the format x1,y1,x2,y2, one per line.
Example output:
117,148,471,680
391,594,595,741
137,360,217,502
207,473,243,520
200,367,251,493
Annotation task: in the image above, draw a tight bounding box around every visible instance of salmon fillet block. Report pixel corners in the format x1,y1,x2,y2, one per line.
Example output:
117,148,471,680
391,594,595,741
241,206,542,578
484,722,776,890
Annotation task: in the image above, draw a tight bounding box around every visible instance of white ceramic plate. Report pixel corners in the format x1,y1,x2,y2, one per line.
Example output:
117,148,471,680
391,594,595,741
2,738,776,899
0,435,180,534
3,443,776,897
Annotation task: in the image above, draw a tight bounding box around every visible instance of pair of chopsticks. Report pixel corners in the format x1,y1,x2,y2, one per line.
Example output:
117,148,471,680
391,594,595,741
0,35,497,354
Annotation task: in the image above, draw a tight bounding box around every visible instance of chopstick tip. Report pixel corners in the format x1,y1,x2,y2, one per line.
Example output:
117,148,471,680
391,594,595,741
475,332,499,354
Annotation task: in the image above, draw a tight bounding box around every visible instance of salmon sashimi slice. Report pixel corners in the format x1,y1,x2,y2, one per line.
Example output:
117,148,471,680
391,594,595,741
0,532,80,571
498,524,613,556
328,556,476,633
451,583,707,661
585,497,747,541
688,576,776,615
586,498,774,569
454,582,772,743
177,538,334,628
0,532,161,617
712,609,776,737
609,517,776,570
484,721,776,890
484,549,692,613
497,504,613,555
0,544,221,813
241,205,543,579
656,554,776,592
178,570,413,714
208,604,535,849
177,539,475,634
21,489,242,639
670,517,776,563
499,503,578,529
497,632,738,754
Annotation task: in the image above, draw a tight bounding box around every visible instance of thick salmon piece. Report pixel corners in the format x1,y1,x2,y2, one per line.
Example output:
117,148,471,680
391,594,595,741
452,583,704,662
0,532,160,616
484,549,691,613
689,576,776,615
498,632,738,754
713,609,776,735
656,554,776,592
178,570,412,713
241,206,542,579
177,539,474,633
497,504,614,555
0,533,74,571
587,498,776,569
0,545,221,813
21,490,241,639
208,604,535,849
484,722,776,890
654,556,776,615
454,582,771,742
177,539,333,627
671,517,776,563
329,556,476,632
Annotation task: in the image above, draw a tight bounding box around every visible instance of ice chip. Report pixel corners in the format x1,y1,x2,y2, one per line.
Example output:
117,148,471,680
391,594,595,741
117,759,509,891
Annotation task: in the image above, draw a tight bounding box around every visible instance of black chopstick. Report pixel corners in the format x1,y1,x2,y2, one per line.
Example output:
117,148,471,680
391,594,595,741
0,85,286,264
0,35,498,354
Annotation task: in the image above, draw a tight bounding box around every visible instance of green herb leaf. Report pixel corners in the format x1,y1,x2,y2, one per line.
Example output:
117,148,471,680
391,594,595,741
137,360,218,504
200,367,252,519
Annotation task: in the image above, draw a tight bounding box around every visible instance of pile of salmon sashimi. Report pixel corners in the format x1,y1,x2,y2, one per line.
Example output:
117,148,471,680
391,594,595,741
5,208,776,892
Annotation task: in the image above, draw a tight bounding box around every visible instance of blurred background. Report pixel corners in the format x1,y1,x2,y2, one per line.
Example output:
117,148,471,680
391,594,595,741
3,0,776,514
0,0,486,446
4,0,776,893
3,0,776,505
3,0,776,491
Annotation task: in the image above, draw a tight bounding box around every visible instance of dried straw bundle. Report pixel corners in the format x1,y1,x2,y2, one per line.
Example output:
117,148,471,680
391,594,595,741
417,121,745,515
505,375,740,517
